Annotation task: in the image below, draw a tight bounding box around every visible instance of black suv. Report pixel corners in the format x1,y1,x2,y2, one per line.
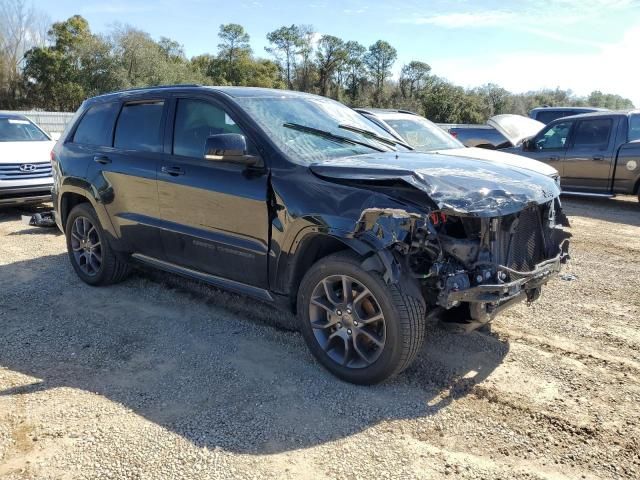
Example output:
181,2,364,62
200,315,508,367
52,85,570,384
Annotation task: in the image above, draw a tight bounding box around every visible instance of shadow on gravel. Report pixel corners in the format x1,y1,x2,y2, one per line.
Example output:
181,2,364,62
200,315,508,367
562,196,640,227
0,253,508,454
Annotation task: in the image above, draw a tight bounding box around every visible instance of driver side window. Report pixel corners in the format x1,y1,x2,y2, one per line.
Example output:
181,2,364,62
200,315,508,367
173,99,249,158
536,121,572,150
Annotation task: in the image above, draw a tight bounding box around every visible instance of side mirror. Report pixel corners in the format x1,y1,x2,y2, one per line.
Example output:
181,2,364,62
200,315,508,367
522,138,536,151
204,134,259,166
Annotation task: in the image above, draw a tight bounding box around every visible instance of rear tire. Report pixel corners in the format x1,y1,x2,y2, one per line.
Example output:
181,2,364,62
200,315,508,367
297,251,426,385
65,203,130,286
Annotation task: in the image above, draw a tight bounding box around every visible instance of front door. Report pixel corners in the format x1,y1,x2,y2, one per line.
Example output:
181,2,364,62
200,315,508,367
157,96,270,288
524,120,574,179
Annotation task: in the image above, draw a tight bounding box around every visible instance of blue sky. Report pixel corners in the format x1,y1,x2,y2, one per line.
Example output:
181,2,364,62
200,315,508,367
33,0,640,105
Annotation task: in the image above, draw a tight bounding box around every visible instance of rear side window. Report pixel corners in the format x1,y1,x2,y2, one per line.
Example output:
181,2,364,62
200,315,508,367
114,101,164,152
572,118,612,148
629,114,640,142
72,102,120,146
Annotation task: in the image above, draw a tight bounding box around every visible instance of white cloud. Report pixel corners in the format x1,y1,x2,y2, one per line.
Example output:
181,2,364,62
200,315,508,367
395,0,639,30
430,24,640,107
404,11,514,28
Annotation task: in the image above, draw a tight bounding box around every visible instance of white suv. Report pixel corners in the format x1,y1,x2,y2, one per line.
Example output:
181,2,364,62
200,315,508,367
0,114,55,206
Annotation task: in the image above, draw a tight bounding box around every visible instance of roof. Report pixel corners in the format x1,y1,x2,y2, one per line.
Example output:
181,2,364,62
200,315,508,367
554,109,640,121
529,106,609,113
90,84,323,103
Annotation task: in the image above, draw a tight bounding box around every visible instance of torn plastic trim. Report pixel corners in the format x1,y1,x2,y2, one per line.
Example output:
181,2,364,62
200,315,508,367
352,208,427,287
21,211,57,228
445,250,566,305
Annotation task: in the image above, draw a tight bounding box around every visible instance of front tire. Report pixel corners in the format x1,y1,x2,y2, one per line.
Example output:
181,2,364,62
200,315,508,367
65,203,130,286
297,251,426,385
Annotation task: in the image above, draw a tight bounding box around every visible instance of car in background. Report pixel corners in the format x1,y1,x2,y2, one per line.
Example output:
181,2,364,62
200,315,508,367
529,106,608,125
491,111,640,201
0,113,55,206
355,108,559,181
436,123,508,149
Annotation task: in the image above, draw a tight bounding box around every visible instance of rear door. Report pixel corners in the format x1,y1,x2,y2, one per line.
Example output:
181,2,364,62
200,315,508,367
85,97,168,258
562,117,617,192
157,94,270,288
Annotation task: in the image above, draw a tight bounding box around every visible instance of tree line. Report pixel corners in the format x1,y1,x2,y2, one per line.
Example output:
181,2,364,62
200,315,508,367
0,1,635,122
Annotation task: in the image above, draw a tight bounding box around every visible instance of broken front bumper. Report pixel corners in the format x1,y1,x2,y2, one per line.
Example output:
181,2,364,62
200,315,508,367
445,249,568,306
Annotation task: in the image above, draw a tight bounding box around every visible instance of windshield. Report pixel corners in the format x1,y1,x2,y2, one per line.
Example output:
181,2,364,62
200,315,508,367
0,117,49,142
235,96,401,164
381,115,462,151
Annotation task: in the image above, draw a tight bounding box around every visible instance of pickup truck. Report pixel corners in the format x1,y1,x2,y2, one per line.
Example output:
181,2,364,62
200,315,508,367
490,111,640,201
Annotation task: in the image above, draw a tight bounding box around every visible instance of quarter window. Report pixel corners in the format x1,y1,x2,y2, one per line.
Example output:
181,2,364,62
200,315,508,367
114,101,164,152
72,102,120,146
173,99,244,158
573,118,612,148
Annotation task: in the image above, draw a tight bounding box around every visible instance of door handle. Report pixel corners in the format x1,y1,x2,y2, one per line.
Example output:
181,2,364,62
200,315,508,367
93,155,111,165
592,155,604,161
548,156,560,161
161,165,185,176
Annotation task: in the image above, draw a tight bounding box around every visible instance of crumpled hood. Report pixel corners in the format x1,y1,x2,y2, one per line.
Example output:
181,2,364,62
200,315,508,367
434,146,558,177
0,140,55,164
310,151,560,217
487,114,545,146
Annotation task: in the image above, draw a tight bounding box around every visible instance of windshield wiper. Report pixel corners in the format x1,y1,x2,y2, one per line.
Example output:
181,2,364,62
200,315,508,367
338,124,413,150
283,122,387,152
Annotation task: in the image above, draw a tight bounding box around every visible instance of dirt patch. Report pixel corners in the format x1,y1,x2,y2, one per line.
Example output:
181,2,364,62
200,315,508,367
1,197,639,479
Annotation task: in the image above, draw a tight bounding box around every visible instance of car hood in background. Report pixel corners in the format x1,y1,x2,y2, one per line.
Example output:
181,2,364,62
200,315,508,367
487,114,545,147
0,141,55,164
310,151,560,217
433,146,558,177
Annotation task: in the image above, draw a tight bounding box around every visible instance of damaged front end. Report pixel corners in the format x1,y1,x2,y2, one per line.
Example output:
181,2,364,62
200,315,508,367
311,151,570,332
353,200,570,332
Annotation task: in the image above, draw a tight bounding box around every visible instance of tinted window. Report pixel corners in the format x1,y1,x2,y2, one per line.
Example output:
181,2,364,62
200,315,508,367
573,118,612,148
628,114,640,142
114,101,164,152
0,117,49,142
173,99,244,158
73,102,120,146
536,121,572,150
536,111,570,125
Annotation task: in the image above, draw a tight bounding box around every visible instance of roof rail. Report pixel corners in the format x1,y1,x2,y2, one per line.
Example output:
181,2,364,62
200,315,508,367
397,109,419,116
97,84,203,97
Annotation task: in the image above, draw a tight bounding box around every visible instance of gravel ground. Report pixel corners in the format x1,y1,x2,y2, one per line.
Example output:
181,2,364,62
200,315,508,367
0,196,639,480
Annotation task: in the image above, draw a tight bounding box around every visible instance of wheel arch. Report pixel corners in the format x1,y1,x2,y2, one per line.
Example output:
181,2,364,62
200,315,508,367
59,191,93,230
278,230,373,311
